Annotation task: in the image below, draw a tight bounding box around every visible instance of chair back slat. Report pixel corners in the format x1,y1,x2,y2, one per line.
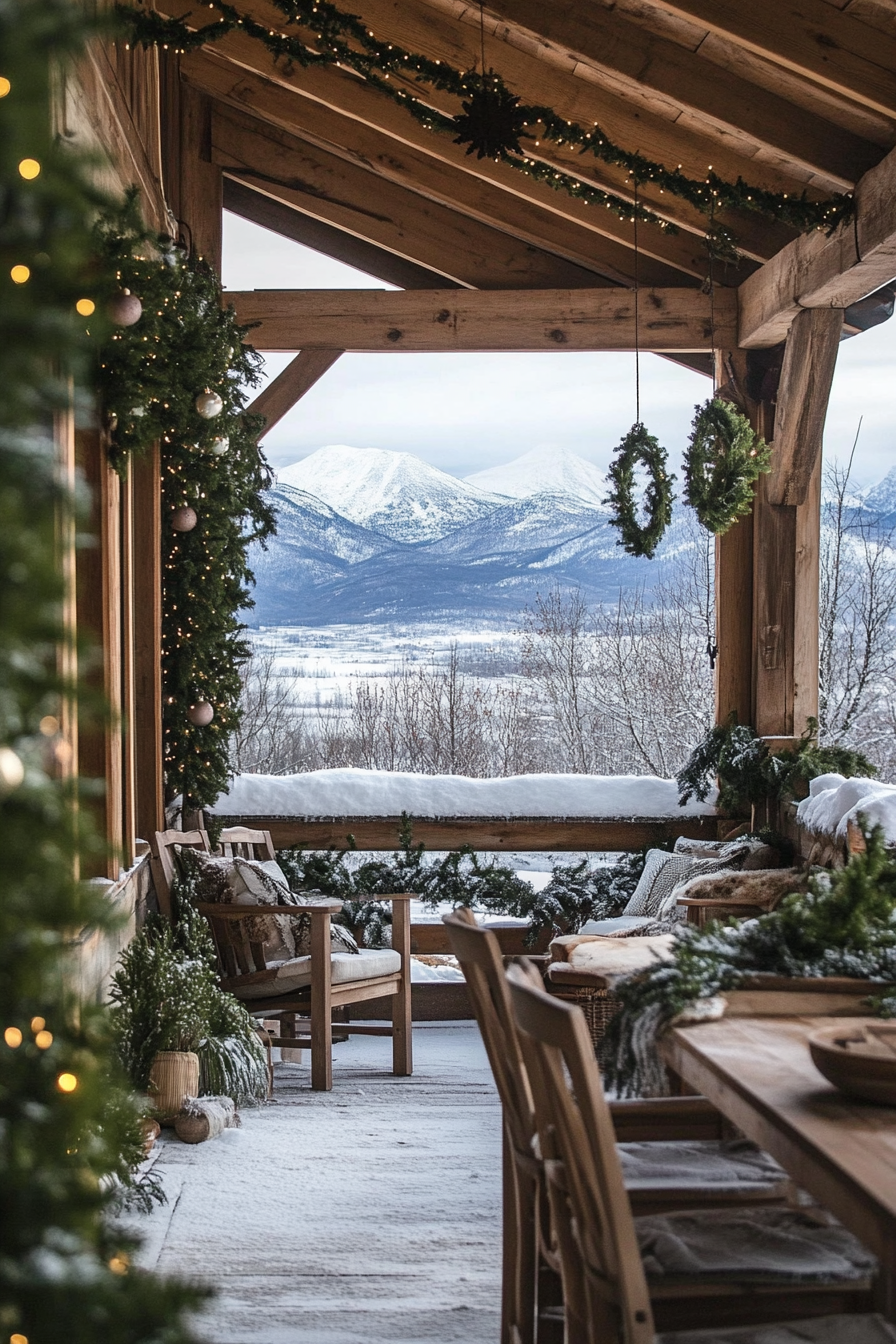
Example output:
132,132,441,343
507,962,655,1344
218,826,276,861
443,909,536,1159
151,828,211,918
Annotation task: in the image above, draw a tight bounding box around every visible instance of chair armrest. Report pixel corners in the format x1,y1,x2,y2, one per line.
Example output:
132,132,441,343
350,892,416,903
194,901,342,917
609,1096,726,1142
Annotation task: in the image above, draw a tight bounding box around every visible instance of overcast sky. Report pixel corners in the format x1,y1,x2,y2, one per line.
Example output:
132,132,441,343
223,211,896,489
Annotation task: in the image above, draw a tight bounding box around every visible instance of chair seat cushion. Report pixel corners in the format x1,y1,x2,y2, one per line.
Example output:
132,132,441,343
619,1139,789,1196
637,1205,874,1283
548,934,675,988
578,915,661,937
234,948,402,1000
659,1314,896,1343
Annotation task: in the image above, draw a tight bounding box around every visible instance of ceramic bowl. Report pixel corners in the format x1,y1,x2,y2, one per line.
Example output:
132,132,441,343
808,1024,896,1105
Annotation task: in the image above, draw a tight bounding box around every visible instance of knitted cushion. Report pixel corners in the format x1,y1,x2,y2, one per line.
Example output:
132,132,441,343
659,1315,896,1343
637,1205,874,1283
623,849,746,919
619,1139,789,1196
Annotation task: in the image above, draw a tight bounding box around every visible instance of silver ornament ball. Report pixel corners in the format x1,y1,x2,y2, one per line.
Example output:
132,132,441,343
195,389,223,420
171,505,198,533
107,288,143,327
0,746,25,794
210,436,230,456
188,701,214,727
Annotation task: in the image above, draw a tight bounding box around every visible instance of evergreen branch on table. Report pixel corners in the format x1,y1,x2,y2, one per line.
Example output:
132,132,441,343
601,822,896,1098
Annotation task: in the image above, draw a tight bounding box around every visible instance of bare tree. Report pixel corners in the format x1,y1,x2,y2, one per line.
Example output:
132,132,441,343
520,588,599,773
818,431,896,776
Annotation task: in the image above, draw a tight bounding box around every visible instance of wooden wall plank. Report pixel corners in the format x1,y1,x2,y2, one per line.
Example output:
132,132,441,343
767,307,844,505
227,285,737,353
208,815,722,851
132,445,164,844
793,451,823,732
120,467,138,865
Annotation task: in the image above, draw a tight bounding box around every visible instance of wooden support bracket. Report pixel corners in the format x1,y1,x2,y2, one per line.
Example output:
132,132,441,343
766,307,843,506
247,349,343,435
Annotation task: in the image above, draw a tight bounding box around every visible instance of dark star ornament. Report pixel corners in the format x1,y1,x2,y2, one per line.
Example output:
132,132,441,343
453,73,527,160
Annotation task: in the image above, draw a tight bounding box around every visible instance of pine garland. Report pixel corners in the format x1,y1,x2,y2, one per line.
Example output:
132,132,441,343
94,196,276,814
601,823,896,1097
116,0,855,258
0,1,206,1337
676,715,877,814
684,398,772,534
605,422,675,559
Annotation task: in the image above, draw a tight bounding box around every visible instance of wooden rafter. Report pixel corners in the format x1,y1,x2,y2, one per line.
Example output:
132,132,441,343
645,0,896,116
211,103,682,288
183,46,785,270
481,0,881,188
226,286,736,353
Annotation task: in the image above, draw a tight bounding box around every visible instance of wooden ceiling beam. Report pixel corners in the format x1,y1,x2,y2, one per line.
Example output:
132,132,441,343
645,0,896,117
481,0,880,187
212,104,626,290
192,55,725,280
738,138,896,345
226,286,737,353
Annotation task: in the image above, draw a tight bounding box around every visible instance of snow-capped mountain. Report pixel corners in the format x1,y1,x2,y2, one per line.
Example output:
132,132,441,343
862,465,896,521
464,445,608,506
277,444,504,543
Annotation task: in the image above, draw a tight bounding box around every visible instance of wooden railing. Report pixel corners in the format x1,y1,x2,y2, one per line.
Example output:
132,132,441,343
207,813,724,853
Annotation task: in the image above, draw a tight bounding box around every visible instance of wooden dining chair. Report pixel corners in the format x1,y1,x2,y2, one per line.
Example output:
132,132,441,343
506,961,885,1343
151,829,413,1091
443,912,792,1344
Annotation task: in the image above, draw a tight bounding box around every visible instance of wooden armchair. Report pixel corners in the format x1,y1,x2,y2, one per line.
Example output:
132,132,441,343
151,829,413,1091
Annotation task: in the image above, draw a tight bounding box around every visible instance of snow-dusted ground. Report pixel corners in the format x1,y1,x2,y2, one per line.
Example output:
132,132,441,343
210,767,716,819
130,1026,501,1344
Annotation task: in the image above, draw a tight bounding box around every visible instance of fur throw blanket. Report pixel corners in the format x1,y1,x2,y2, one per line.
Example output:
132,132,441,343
674,867,809,912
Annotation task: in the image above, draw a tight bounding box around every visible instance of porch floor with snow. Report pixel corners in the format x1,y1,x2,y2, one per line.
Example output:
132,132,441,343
138,1024,503,1344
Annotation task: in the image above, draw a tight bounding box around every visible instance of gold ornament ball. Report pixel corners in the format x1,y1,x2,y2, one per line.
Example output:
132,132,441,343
171,505,198,533
195,389,223,419
107,288,143,326
0,745,25,793
188,701,214,727
210,435,229,456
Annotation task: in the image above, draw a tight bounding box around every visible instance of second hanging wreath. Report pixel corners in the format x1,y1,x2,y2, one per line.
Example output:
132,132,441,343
684,398,771,535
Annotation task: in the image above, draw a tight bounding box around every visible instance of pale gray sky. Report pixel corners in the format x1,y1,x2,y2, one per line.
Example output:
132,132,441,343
223,211,896,489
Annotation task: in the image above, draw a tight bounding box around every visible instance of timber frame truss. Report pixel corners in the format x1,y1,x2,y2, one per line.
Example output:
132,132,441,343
71,0,896,860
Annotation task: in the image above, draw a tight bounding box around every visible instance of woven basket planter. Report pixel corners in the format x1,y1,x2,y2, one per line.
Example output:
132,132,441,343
148,1050,200,1124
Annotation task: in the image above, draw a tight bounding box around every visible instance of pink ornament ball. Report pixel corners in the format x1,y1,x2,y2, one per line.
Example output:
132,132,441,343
171,506,198,532
107,288,143,327
188,701,215,727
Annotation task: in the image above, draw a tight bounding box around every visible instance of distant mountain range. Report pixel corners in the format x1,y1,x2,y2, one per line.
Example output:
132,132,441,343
248,445,895,628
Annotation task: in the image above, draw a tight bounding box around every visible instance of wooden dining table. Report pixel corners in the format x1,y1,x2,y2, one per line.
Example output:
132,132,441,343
660,1014,896,1315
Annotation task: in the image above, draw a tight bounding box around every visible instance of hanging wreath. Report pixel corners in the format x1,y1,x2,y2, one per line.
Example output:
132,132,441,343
684,398,771,535
452,73,527,159
605,423,675,559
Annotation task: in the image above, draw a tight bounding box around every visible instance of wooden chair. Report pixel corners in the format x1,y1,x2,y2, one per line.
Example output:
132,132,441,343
506,961,881,1343
443,913,792,1344
152,829,413,1091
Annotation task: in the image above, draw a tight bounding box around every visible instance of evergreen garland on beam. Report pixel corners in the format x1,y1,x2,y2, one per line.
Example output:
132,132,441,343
95,195,275,814
117,0,855,258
